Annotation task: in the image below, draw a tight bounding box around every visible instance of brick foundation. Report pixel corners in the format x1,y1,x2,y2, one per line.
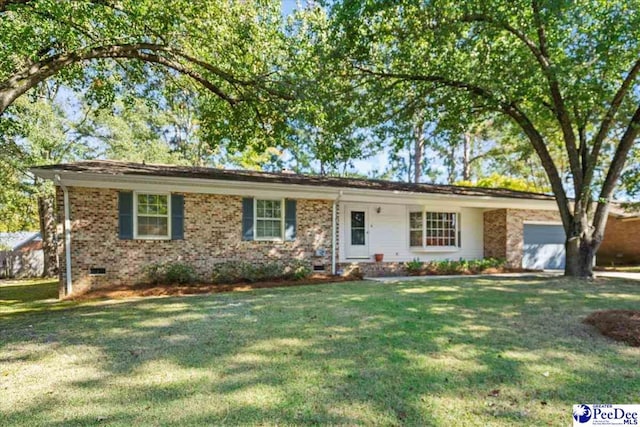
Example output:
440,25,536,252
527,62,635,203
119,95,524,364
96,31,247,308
337,261,408,277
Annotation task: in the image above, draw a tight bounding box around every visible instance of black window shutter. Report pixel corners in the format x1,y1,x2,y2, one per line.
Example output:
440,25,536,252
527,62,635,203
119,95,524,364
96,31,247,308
457,212,462,248
118,191,134,240
171,194,184,240
285,199,297,241
242,198,254,241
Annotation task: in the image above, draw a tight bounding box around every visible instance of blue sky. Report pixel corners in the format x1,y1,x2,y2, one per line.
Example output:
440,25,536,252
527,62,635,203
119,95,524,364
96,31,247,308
281,0,299,16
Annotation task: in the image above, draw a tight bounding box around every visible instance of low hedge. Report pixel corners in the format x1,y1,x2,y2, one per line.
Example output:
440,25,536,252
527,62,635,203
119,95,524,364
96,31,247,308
146,262,197,285
212,260,312,284
146,260,314,286
405,258,506,276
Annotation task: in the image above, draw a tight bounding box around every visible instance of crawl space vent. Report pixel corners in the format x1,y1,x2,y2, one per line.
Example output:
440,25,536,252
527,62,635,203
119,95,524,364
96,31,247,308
89,267,106,276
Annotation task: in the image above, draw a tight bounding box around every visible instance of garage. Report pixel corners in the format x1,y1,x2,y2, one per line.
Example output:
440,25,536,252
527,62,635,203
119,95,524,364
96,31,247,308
522,223,566,270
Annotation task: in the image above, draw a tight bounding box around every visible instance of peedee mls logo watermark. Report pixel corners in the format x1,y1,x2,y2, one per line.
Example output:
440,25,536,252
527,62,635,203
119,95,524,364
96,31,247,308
573,404,640,426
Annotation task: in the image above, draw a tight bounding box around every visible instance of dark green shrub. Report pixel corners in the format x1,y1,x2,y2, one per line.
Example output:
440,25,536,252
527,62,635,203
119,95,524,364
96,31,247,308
212,260,313,284
145,262,165,285
293,267,310,280
145,262,197,285
432,259,458,274
211,262,245,284
237,262,259,282
254,263,284,282
165,263,197,284
408,258,507,276
405,258,423,275
292,260,312,280
282,259,312,280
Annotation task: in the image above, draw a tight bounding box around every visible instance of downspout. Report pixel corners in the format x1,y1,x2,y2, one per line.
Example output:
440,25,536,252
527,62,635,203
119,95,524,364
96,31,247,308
331,190,343,275
54,174,72,296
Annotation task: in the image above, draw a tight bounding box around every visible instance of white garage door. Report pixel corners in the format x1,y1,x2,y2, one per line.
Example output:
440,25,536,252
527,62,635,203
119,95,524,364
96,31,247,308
522,224,566,270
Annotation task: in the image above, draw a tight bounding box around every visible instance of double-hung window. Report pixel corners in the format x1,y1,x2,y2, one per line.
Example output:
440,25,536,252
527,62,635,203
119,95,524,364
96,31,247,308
135,193,170,239
255,199,283,240
409,210,459,249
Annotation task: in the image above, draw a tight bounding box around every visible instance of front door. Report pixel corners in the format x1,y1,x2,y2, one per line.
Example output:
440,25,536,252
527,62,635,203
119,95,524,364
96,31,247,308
346,207,369,258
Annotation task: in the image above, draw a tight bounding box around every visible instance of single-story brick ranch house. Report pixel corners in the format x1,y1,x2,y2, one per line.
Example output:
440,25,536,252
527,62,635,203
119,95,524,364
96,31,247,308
0,231,44,278
31,160,639,297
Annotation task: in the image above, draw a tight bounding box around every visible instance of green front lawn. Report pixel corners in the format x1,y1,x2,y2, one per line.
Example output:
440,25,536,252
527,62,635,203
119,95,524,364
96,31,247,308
1,277,639,426
0,278,60,316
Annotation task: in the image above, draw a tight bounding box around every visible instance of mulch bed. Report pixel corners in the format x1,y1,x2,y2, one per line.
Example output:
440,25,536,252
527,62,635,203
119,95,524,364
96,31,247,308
583,310,640,347
67,274,357,301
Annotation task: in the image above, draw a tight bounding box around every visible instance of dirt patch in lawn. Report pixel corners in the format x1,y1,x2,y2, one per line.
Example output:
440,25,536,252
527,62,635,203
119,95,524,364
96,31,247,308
67,275,357,301
584,310,640,347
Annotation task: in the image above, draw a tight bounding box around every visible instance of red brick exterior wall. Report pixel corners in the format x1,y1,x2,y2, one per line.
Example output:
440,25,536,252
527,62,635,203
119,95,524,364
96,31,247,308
484,209,562,268
597,218,640,265
483,210,507,260
58,187,333,295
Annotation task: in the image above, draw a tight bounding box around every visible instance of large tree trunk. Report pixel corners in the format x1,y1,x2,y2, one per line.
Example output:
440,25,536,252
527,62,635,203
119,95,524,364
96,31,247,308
38,194,58,278
462,132,472,181
446,146,456,184
565,236,598,278
563,201,607,278
413,115,425,183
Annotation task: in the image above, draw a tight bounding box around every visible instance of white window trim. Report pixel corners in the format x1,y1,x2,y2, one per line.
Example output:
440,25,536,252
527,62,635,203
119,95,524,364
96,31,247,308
408,209,460,251
409,211,424,248
254,198,285,241
133,191,172,240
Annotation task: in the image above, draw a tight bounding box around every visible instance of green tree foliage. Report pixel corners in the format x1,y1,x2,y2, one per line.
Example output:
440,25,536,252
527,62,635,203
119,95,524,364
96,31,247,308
0,0,293,237
279,4,374,175
621,146,640,200
456,173,549,193
0,0,291,145
332,0,640,277
0,86,202,229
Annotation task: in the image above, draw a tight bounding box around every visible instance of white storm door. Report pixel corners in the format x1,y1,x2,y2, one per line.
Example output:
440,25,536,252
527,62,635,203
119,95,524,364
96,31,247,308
346,207,369,258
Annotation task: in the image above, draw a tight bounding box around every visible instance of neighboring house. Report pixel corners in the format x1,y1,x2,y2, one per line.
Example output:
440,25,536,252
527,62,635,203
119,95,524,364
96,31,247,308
0,232,44,279
30,160,635,297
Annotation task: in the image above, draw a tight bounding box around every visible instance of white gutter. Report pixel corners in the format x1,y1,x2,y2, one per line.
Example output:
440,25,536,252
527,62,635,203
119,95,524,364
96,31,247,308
331,190,343,275
54,174,72,296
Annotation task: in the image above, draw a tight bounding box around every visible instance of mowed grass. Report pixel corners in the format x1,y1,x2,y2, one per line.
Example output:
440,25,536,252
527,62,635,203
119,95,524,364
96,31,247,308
1,277,639,426
598,265,640,273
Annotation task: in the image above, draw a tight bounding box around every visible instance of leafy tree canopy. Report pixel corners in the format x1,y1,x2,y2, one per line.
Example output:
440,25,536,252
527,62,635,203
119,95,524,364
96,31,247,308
331,0,640,276
456,173,549,193
0,0,292,148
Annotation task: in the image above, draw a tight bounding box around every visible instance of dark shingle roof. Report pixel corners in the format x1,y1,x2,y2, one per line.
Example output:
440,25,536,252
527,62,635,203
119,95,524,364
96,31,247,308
32,160,556,201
